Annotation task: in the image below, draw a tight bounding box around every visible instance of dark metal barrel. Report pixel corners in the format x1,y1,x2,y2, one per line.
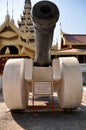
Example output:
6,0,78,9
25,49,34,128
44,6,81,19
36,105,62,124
31,1,60,66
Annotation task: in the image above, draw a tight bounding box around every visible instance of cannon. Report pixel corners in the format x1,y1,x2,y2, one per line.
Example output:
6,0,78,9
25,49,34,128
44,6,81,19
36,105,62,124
3,1,83,110
31,0,59,66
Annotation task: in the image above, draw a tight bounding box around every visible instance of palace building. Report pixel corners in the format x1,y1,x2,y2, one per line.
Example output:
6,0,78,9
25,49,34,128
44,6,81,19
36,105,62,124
0,0,35,57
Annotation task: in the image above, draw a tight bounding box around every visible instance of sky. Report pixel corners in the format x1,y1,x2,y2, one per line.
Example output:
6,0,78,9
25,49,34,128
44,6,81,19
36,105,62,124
0,0,86,45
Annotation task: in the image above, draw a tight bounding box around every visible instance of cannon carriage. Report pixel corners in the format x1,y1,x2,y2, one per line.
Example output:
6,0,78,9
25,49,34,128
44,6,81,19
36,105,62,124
3,1,83,110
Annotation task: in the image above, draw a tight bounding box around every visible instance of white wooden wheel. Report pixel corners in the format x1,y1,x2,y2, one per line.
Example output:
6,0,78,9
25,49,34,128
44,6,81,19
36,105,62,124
3,58,28,110
58,57,83,109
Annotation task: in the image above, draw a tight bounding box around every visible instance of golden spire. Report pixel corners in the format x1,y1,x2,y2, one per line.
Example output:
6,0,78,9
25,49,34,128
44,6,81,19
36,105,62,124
18,0,32,32
21,47,26,54
5,47,10,55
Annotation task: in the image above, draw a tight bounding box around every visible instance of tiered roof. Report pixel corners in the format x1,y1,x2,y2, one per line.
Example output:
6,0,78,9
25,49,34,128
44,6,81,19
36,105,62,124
18,0,34,43
63,34,86,44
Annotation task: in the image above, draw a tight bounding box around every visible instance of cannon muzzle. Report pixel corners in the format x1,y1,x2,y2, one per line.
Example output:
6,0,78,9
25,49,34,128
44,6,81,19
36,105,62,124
31,1,59,66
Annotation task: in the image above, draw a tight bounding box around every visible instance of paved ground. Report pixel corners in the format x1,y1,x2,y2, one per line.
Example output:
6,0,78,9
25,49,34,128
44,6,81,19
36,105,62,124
0,89,86,130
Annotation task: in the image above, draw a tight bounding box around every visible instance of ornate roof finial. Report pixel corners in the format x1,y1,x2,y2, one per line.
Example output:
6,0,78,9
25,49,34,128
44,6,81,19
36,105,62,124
11,0,14,23
25,0,31,4
12,1,14,19
59,16,64,36
25,0,31,3
7,0,8,14
5,0,10,21
60,22,62,30
60,22,63,36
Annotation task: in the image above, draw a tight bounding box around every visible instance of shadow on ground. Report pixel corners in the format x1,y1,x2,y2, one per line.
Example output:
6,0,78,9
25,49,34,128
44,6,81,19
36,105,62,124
0,89,86,130
11,105,86,130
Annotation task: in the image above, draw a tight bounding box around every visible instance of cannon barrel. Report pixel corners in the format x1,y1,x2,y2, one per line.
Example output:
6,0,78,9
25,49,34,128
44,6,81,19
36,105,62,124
31,1,59,66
